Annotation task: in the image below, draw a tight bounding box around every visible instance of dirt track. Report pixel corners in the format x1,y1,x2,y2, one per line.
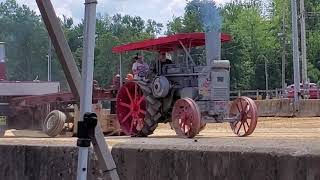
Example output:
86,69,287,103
1,117,320,150
1,117,320,180
152,117,320,139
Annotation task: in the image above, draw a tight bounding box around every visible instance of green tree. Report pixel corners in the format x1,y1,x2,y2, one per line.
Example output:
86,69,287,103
66,13,163,87
0,0,49,81
305,0,320,84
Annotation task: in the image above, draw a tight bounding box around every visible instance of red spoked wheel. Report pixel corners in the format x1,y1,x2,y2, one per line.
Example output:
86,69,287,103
188,98,206,134
116,81,146,136
229,96,258,137
172,98,201,138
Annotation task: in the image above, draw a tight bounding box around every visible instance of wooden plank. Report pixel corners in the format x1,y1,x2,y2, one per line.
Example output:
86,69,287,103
4,130,49,138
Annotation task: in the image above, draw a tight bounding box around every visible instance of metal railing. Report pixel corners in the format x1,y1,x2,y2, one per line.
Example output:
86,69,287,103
230,89,283,100
230,86,320,100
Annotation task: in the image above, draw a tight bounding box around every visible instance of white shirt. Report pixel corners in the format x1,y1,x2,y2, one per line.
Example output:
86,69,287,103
132,62,149,79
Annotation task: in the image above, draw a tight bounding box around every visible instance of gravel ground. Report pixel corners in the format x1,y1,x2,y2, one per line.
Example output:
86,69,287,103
0,117,320,154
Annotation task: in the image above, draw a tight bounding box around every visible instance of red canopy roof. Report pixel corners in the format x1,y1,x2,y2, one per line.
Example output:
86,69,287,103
112,32,232,53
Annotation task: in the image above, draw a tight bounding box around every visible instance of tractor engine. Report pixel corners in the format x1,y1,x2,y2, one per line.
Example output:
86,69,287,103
153,59,230,122
152,31,230,122
197,60,230,120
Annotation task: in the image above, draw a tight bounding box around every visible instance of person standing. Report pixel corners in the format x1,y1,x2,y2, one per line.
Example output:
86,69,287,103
132,53,149,80
112,74,121,89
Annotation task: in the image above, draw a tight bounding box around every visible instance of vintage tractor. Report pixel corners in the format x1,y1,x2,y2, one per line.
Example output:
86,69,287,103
112,32,258,138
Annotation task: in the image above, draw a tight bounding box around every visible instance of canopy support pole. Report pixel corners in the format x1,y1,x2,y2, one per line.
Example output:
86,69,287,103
119,54,123,87
179,40,195,66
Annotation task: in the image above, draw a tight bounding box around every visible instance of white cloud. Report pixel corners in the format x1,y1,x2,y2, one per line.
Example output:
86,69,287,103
0,0,231,25
161,0,186,18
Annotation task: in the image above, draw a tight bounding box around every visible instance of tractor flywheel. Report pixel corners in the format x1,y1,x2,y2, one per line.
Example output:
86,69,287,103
229,96,258,137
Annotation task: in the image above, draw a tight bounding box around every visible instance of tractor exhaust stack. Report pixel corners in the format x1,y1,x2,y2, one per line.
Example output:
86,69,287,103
205,31,221,65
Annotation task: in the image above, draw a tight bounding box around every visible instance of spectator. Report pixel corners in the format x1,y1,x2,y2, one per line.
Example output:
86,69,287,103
112,74,120,89
126,73,134,81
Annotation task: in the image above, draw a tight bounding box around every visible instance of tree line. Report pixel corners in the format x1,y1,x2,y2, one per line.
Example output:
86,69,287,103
0,0,319,91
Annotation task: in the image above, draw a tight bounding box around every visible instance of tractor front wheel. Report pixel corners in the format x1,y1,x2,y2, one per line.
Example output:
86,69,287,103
229,97,258,137
171,98,201,138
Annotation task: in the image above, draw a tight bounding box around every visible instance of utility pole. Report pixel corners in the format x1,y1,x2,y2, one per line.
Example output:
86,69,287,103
300,0,307,82
281,1,286,95
300,0,308,98
48,38,52,81
265,58,269,99
119,54,122,87
47,38,52,125
291,0,301,109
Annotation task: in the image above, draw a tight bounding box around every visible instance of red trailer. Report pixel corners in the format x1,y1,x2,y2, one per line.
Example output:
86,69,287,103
7,82,119,137
0,41,121,137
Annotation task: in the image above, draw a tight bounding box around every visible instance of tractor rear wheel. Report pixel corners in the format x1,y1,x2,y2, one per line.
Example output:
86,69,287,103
116,81,162,136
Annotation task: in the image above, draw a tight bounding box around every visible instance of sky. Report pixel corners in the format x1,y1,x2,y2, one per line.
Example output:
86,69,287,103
0,0,230,25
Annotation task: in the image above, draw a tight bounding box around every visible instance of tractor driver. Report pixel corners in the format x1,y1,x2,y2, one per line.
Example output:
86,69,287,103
159,52,173,65
132,53,149,80
153,52,173,74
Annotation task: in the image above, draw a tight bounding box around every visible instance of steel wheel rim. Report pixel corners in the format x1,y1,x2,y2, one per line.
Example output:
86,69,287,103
116,82,146,135
46,115,56,130
188,98,206,133
229,97,258,137
172,98,200,138
244,97,258,135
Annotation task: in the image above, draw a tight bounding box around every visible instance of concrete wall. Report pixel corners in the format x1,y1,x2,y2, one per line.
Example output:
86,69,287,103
255,99,294,117
112,144,320,180
254,99,320,117
0,145,105,180
1,143,320,180
0,145,78,180
296,99,320,117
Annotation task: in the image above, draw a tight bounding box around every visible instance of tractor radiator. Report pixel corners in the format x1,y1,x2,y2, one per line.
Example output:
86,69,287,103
212,87,229,100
